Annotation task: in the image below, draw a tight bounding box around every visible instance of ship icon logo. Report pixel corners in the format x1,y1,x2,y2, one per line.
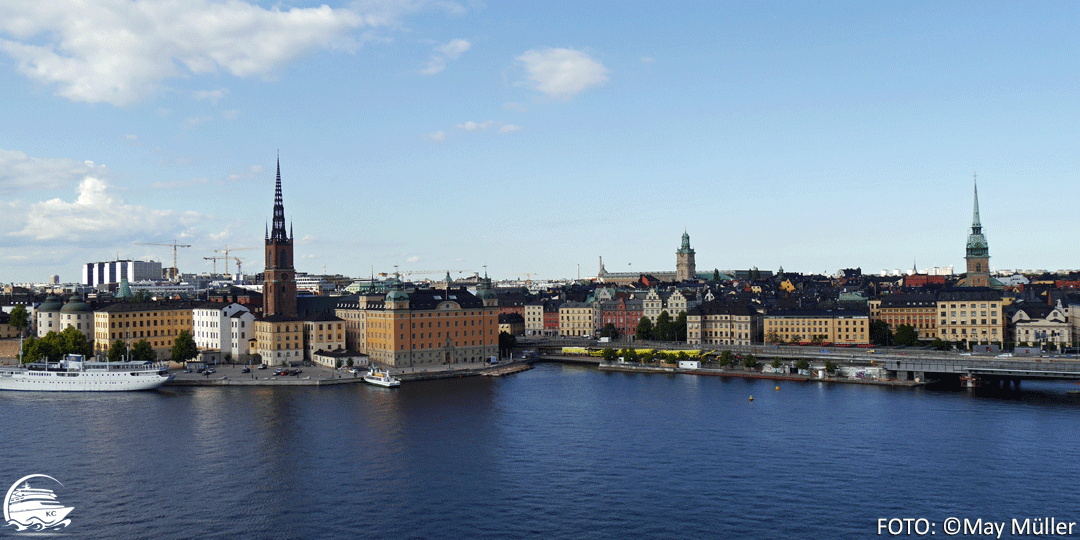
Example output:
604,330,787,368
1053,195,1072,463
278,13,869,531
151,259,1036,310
3,475,73,531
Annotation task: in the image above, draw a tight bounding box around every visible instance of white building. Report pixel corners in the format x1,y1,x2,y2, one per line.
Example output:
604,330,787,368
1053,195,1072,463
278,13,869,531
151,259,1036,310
192,302,255,361
83,260,163,287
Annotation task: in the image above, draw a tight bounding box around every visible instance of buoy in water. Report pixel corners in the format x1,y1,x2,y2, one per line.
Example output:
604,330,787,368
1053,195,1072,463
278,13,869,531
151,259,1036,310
748,396,754,402
775,386,780,391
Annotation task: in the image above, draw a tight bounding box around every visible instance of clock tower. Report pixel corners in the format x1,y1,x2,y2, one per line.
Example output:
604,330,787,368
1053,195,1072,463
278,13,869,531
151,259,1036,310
264,159,297,317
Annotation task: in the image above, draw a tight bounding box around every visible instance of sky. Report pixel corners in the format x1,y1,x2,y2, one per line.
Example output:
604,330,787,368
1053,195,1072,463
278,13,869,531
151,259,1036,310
1,1,1078,285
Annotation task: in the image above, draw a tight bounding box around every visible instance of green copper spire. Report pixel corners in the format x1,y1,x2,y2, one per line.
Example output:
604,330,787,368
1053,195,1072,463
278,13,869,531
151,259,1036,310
966,173,988,258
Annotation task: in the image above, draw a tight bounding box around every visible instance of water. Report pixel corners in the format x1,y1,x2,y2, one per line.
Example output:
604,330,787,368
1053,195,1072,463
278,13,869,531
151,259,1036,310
2,363,1080,539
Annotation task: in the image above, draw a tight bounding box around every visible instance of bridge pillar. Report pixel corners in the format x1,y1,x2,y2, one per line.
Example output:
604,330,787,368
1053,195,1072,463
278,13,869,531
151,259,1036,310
897,370,910,382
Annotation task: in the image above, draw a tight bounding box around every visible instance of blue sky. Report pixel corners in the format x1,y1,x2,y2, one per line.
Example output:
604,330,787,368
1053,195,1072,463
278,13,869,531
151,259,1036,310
1,1,1077,284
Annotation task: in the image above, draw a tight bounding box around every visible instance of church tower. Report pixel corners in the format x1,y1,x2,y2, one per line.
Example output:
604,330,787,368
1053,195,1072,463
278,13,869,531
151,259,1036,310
263,159,297,316
962,174,990,288
676,230,696,281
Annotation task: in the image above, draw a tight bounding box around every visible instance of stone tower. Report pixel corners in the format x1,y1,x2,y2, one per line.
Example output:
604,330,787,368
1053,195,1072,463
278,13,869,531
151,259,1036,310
263,159,297,316
676,230,696,282
963,175,990,288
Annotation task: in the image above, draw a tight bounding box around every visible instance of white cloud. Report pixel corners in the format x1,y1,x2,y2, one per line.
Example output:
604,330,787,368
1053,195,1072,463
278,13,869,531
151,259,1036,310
423,131,447,142
194,88,228,104
407,255,421,263
641,56,655,64
499,124,522,133
10,176,201,241
0,0,439,106
222,109,239,120
420,38,470,75
182,116,214,130
456,120,494,131
515,47,609,100
0,148,107,195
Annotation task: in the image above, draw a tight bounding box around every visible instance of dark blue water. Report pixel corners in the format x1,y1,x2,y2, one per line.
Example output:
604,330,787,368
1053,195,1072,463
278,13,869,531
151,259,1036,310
3,363,1080,539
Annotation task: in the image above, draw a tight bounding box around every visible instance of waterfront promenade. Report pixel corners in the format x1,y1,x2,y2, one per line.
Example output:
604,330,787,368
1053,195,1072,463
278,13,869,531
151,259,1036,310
165,359,530,386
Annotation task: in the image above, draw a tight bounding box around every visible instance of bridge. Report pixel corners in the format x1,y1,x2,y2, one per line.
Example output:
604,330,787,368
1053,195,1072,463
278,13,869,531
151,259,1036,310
519,338,1080,388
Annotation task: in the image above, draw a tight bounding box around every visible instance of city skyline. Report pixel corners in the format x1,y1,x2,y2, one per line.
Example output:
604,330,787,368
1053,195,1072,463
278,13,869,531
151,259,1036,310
1,1,1078,284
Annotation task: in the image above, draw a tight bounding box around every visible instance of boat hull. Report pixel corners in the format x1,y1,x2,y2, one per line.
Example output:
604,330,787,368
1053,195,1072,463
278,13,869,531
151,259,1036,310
0,369,173,392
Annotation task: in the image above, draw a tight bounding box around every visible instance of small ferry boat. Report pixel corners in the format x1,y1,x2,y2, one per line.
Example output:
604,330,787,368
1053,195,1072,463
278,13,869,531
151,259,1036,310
0,354,173,392
5,480,73,529
363,366,401,388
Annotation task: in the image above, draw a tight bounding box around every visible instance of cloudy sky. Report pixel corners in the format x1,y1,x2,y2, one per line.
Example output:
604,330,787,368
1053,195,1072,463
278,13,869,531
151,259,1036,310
1,1,1077,284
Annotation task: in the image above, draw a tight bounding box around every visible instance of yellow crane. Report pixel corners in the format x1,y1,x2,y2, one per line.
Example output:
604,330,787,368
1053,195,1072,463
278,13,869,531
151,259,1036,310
509,272,538,284
135,240,191,280
213,245,256,276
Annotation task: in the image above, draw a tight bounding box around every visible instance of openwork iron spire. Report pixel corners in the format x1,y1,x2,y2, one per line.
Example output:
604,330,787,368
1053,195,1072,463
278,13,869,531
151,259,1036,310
271,158,288,242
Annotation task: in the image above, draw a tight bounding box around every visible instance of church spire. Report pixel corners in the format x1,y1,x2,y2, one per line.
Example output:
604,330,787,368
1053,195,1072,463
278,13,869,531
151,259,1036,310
270,157,288,242
971,172,982,233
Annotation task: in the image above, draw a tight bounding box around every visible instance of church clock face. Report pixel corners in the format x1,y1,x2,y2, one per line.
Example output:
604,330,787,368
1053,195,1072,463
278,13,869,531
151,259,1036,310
281,273,289,280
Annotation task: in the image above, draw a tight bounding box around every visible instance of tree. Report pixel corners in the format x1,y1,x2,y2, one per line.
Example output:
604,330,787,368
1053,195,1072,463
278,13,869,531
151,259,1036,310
824,359,838,374
771,358,782,369
346,358,354,367
869,320,892,346
930,338,948,351
742,354,759,369
674,312,688,342
224,352,233,364
58,326,93,359
107,339,128,362
796,359,810,371
621,348,639,363
765,330,782,345
654,311,673,341
498,331,517,358
639,350,655,364
336,359,343,369
9,305,29,339
718,350,733,367
130,339,156,361
635,317,654,340
599,323,619,339
894,325,919,347
712,269,721,282
170,330,198,364
788,334,802,344
601,347,618,363
251,353,262,366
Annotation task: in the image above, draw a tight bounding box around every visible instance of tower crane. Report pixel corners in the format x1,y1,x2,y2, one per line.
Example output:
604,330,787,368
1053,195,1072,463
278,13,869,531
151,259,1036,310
135,240,191,281
213,245,255,276
203,256,224,275
509,272,538,284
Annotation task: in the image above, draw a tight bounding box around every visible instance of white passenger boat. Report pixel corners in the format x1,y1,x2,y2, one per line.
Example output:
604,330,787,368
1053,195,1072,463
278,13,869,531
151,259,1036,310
363,366,401,388
0,354,173,392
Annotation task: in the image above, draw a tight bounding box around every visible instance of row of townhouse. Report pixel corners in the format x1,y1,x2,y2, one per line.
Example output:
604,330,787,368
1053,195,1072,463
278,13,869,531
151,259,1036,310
29,295,345,364
868,288,1080,348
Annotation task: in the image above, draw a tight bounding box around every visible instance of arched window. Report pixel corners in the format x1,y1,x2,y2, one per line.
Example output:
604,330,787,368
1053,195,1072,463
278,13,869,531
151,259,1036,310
280,251,287,268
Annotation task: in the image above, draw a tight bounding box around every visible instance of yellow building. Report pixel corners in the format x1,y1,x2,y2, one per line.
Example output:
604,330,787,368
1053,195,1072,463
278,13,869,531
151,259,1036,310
254,315,304,366
686,302,759,346
763,309,869,345
337,285,499,368
93,302,195,358
559,301,594,337
304,313,346,361
936,289,1004,347
869,293,938,341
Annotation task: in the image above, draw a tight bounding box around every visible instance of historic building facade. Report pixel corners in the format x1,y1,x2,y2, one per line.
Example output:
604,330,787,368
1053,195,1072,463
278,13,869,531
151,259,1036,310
255,159,303,365
763,309,870,346
960,176,996,288
935,289,1004,347
93,302,196,357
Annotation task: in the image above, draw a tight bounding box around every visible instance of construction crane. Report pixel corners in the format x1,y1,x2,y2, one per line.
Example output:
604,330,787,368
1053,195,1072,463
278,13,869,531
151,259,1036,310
203,256,224,275
137,241,192,282
234,257,244,277
509,272,538,284
213,245,255,276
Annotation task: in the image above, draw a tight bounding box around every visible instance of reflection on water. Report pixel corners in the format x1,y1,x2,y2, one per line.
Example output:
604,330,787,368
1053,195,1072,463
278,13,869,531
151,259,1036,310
2,364,1080,539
